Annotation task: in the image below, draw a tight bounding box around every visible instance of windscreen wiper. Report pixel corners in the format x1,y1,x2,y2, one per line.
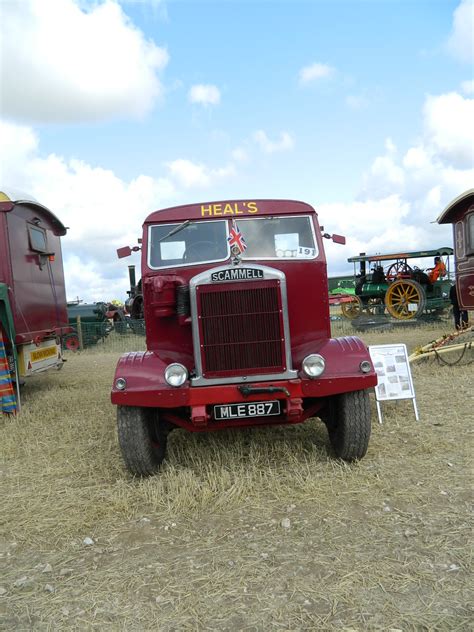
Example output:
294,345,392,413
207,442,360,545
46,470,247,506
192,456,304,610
158,220,191,243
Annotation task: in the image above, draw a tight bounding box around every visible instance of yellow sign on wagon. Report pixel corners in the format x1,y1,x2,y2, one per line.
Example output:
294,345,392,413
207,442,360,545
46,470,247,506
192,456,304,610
30,346,57,363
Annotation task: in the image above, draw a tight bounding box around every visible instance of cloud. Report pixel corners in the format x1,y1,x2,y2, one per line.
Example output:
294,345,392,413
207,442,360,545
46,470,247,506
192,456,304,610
298,62,335,85
345,95,369,110
446,0,474,63
1,0,169,123
423,92,474,167
320,89,474,275
253,130,294,154
461,79,474,94
231,147,249,163
0,119,176,300
188,84,221,106
166,159,235,188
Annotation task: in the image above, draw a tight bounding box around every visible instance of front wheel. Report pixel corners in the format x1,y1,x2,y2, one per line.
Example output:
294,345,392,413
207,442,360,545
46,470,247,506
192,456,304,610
324,390,371,461
117,406,167,476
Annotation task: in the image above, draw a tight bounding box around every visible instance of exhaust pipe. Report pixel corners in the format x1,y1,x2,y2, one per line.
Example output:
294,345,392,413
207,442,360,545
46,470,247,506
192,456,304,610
128,265,136,297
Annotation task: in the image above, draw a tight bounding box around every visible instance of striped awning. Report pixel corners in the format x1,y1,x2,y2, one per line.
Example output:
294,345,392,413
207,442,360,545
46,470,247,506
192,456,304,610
0,329,17,414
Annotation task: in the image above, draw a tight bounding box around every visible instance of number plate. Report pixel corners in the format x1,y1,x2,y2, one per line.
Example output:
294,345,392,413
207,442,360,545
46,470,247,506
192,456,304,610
214,400,281,420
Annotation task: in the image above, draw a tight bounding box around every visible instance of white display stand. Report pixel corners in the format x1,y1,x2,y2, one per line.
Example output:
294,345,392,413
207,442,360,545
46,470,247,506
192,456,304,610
368,343,419,424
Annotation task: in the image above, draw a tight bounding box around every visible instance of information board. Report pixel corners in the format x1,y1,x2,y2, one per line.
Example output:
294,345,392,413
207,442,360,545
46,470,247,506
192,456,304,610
369,343,419,423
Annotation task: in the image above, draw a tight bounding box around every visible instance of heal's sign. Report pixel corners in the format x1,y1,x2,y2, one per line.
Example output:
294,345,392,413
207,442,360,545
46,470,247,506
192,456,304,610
201,202,258,217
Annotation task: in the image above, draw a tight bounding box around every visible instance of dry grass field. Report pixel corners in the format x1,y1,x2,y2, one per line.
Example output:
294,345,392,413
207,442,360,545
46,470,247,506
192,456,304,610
1,323,473,631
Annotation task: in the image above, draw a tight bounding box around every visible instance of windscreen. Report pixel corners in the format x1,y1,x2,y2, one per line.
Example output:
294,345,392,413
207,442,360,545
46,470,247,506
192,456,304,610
148,220,229,268
237,216,318,259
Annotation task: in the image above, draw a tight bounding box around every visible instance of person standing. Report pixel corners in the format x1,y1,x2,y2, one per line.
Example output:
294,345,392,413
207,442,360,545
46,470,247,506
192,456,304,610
449,284,469,330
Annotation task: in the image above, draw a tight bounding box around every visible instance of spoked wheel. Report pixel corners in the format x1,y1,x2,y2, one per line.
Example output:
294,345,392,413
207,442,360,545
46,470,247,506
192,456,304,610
386,261,413,281
385,279,425,320
117,406,168,476
341,295,363,319
365,298,385,316
324,390,371,461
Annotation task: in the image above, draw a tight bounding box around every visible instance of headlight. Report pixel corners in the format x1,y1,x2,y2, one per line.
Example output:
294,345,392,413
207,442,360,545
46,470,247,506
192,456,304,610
302,354,325,378
164,363,188,387
115,377,127,390
360,360,372,373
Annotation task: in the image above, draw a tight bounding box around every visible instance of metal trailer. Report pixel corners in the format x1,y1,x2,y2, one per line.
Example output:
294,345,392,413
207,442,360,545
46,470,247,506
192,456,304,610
111,199,377,477
341,248,454,321
0,190,70,396
437,189,474,312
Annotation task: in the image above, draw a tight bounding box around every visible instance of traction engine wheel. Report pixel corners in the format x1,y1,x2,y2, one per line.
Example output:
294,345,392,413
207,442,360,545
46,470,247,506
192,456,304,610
384,279,425,320
365,298,385,316
341,295,363,320
386,261,413,281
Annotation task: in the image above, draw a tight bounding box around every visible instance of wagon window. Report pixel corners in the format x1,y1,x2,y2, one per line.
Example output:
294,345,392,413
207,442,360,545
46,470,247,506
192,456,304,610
467,213,474,255
28,225,48,253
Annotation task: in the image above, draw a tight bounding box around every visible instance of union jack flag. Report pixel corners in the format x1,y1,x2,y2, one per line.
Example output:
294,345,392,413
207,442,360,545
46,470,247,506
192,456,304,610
227,221,247,253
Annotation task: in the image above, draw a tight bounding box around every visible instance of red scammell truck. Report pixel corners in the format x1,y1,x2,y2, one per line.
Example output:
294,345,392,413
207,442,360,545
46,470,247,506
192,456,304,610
112,199,377,476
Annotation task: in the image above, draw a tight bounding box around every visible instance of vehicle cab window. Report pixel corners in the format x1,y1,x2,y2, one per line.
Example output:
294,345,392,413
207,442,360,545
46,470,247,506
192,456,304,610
237,215,318,260
148,220,229,268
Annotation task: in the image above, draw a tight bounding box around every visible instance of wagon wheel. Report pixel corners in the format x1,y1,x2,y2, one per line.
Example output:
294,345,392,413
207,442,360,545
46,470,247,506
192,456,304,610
384,280,426,320
63,333,80,351
341,295,363,319
386,261,413,280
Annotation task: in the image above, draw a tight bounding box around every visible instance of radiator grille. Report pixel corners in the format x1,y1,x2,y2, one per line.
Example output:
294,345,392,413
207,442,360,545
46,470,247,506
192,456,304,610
197,281,286,377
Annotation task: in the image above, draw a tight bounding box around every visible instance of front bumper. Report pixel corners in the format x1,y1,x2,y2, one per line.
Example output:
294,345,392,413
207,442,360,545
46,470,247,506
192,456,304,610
111,339,377,430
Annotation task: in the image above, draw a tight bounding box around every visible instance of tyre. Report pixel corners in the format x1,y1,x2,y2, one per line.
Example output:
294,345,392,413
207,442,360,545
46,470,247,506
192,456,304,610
117,406,167,476
324,390,371,461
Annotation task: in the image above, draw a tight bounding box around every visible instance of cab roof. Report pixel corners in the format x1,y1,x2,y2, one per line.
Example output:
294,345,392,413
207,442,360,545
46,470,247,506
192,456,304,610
144,199,317,224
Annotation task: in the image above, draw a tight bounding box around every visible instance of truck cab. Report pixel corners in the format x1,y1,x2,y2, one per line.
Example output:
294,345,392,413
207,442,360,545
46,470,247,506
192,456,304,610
111,199,377,476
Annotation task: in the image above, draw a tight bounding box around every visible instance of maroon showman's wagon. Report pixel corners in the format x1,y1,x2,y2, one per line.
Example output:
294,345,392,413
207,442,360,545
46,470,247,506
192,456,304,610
112,199,377,476
437,189,474,312
0,189,70,400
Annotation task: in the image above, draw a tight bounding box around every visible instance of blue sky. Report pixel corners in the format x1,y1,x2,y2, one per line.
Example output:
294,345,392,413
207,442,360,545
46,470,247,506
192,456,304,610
1,0,473,301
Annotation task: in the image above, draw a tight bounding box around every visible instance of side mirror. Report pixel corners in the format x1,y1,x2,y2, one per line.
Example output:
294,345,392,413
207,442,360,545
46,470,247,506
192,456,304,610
117,245,141,259
321,230,346,245
117,246,132,259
